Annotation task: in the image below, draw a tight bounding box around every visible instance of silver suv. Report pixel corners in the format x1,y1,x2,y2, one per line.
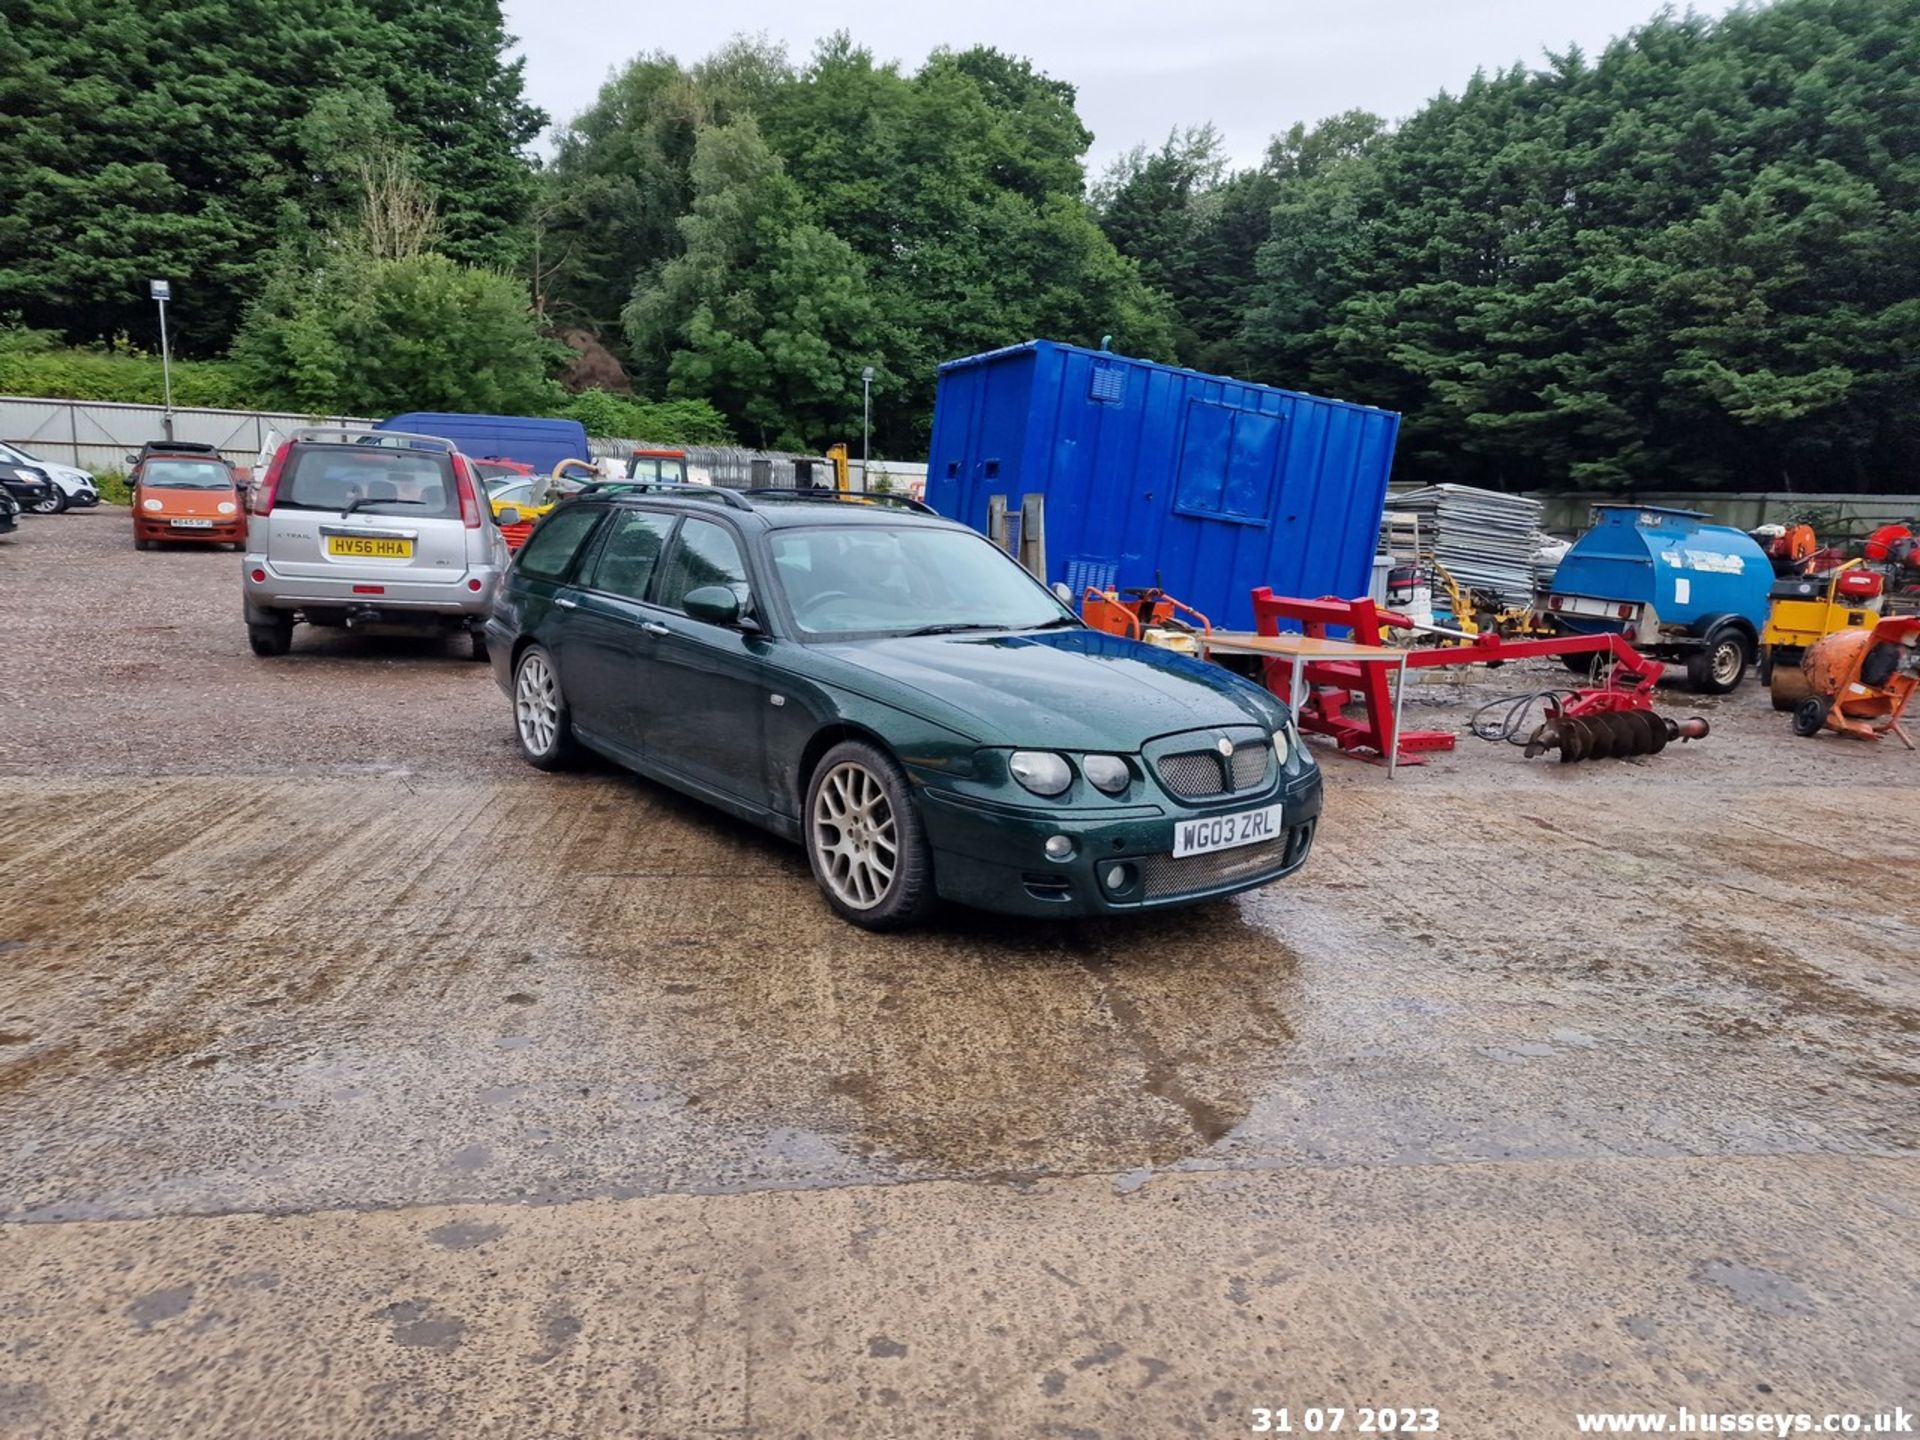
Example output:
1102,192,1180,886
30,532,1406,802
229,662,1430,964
242,427,509,659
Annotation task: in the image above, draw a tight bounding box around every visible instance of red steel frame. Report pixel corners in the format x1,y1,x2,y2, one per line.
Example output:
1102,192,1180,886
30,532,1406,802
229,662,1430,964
1249,588,1665,765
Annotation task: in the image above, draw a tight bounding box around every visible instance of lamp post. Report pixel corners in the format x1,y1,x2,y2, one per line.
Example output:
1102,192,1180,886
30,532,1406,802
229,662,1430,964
861,366,875,489
150,279,175,440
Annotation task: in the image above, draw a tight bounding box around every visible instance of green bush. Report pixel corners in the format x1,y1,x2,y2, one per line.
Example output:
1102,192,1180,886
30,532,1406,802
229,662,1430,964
233,250,558,416
548,390,734,445
0,346,259,408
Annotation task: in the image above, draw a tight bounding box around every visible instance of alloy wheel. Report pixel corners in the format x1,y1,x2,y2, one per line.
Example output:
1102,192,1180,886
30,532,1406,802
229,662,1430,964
515,652,559,756
811,761,898,910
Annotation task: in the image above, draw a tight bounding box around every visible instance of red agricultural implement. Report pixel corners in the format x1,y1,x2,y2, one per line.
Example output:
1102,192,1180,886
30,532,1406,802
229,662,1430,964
1246,589,1708,765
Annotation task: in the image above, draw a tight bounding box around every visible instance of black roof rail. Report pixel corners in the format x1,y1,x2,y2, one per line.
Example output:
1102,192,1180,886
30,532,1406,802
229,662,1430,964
738,488,939,516
574,480,753,510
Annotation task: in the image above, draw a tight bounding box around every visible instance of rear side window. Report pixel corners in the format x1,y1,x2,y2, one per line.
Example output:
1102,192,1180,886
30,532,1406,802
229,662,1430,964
585,510,676,601
278,446,458,518
656,518,750,613
515,505,603,581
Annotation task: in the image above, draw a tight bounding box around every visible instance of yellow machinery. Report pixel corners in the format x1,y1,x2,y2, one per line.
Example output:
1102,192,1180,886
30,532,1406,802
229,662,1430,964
827,443,850,493
1430,562,1555,642
1760,560,1886,710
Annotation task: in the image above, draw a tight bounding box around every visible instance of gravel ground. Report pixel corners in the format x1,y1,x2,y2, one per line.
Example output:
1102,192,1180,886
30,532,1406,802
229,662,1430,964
1,507,1915,1437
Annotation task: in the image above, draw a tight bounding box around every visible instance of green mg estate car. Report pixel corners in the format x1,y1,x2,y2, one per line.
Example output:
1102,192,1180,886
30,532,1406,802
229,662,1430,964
485,486,1322,929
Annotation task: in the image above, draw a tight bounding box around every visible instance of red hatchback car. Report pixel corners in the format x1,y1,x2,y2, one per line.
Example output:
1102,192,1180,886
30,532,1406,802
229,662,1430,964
130,446,245,550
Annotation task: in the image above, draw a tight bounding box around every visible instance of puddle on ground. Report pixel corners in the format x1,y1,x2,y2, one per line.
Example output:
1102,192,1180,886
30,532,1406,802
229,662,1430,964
607,899,1303,1180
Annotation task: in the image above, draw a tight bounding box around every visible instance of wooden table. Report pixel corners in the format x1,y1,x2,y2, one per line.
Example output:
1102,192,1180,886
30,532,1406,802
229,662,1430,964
1204,631,1415,778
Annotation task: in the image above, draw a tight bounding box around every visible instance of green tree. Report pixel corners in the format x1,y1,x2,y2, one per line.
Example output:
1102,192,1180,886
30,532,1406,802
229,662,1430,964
0,0,541,354
1239,0,1920,493
625,119,883,451
234,243,555,415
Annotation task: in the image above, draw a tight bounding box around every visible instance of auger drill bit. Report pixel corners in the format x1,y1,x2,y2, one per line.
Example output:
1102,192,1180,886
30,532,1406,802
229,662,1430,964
1523,711,1710,762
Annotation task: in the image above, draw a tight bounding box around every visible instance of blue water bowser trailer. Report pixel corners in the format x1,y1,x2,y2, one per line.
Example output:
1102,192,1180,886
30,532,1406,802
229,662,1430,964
1545,505,1773,693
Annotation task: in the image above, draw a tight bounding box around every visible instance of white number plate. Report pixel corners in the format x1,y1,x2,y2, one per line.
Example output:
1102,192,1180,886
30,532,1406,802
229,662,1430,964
169,517,214,529
1172,803,1284,858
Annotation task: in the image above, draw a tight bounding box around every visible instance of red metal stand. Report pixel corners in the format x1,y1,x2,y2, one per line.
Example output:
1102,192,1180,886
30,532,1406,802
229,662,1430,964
1249,588,1664,765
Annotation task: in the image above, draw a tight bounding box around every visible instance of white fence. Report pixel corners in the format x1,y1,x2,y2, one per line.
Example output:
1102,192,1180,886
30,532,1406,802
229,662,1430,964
5,394,935,499
0,396,371,473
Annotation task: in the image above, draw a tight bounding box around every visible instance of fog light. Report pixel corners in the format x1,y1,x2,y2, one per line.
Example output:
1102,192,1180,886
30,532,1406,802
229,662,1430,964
1104,863,1132,891
1044,834,1074,862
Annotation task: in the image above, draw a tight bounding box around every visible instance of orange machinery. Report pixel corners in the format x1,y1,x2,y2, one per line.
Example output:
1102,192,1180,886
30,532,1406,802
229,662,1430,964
1080,587,1213,656
1789,616,1920,748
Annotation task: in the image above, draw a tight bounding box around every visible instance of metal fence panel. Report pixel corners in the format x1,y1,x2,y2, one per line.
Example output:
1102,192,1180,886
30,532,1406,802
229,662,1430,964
0,396,371,473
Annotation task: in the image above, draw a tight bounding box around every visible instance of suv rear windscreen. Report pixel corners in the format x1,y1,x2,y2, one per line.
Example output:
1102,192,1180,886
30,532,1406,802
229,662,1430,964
278,446,458,518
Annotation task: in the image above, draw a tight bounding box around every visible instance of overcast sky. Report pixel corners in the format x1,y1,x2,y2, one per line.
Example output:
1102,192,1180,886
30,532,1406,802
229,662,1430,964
502,0,1745,175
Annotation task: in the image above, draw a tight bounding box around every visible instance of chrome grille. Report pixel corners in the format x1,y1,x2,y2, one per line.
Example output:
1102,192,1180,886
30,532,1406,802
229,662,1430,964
1156,751,1225,799
1138,835,1294,900
1229,743,1270,790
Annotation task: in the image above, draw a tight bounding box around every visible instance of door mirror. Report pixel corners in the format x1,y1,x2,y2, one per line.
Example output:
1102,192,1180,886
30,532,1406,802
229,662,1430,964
682,585,742,627
124,454,138,466
1050,581,1073,604
497,506,522,527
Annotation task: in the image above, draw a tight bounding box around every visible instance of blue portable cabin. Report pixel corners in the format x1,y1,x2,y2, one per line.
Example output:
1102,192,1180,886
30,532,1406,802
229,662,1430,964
377,412,590,474
1547,504,1772,691
924,341,1401,633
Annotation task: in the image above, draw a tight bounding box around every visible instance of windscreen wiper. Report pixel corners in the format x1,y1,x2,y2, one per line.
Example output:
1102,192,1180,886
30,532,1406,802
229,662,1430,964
1018,616,1081,630
902,622,1003,637
342,497,426,517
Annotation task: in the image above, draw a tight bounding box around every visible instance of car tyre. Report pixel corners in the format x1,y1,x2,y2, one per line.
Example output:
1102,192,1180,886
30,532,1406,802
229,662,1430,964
135,537,155,552
805,740,936,931
247,618,293,657
32,488,66,514
1686,629,1749,694
468,628,490,663
512,645,576,770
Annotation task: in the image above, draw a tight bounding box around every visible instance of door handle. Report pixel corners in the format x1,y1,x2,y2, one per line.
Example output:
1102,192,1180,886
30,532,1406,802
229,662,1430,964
640,620,670,636
555,596,578,610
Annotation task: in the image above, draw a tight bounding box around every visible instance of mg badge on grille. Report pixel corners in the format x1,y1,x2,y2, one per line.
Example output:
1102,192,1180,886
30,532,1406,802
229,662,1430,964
1215,735,1233,756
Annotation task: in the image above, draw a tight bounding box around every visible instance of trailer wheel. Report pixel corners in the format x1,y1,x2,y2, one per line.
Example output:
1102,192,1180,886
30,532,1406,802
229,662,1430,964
1791,696,1830,738
1686,630,1749,694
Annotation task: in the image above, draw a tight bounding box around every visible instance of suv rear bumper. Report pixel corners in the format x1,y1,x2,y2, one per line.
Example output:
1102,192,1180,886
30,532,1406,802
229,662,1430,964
245,557,499,617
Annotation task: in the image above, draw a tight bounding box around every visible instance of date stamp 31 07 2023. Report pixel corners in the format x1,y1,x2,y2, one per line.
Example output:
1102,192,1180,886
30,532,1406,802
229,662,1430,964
1250,1407,1442,1435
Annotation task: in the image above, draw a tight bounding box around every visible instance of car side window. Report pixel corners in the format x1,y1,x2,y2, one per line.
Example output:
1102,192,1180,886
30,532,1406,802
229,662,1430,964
584,510,676,602
515,505,604,582
655,517,750,614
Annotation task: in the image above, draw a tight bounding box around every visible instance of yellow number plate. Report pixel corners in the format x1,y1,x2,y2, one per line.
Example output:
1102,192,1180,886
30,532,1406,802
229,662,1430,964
326,536,413,559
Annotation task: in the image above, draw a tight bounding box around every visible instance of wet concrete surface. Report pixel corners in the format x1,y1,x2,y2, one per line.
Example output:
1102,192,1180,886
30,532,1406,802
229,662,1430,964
1,514,1916,1435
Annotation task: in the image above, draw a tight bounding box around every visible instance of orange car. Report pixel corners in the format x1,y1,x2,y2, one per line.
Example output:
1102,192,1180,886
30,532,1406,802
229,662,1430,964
130,447,245,550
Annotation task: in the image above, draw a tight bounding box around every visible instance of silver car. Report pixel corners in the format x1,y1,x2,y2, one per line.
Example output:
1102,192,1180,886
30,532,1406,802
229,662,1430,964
242,427,509,659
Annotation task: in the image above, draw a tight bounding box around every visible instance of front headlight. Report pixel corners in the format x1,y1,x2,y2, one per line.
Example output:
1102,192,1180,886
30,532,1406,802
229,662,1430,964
1272,726,1290,768
1080,753,1130,794
217,501,237,514
141,497,163,512
1009,751,1072,796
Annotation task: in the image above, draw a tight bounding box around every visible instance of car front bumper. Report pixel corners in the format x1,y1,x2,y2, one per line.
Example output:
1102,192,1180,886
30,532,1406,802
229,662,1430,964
137,516,244,543
915,762,1324,918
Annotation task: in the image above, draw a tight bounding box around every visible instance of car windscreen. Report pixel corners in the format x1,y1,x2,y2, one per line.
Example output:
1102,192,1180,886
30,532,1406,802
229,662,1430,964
475,462,525,485
140,459,233,489
277,446,458,517
768,525,1073,637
